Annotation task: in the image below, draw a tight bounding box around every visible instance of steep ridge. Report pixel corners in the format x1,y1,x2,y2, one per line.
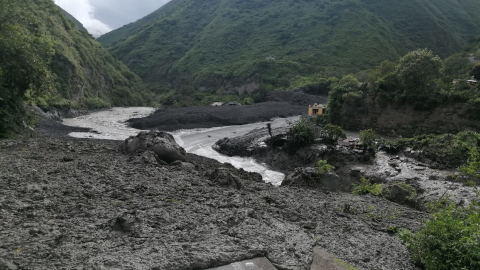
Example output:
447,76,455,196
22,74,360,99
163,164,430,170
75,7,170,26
60,8,88,33
18,0,150,109
98,0,480,94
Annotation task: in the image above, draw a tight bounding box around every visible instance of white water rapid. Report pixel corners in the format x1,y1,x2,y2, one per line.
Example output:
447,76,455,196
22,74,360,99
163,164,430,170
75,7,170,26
62,107,295,185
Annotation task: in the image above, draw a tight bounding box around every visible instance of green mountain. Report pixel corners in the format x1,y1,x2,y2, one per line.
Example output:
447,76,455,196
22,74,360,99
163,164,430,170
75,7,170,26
0,0,150,137
60,8,89,33
98,0,480,95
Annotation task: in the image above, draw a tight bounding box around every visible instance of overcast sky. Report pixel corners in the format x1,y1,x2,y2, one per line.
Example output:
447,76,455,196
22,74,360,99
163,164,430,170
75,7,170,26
54,0,171,37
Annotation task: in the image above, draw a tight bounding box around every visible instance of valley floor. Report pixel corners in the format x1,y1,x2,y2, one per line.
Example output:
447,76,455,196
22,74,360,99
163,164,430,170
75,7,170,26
128,90,327,131
0,123,424,270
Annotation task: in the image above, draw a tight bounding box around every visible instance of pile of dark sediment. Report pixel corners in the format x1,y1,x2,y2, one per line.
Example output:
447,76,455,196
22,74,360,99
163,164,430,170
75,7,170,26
0,135,424,270
127,90,327,131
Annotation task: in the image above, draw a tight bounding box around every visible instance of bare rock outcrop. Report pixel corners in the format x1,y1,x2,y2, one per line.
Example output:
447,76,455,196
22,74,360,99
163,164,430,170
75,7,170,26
122,131,186,163
282,167,341,191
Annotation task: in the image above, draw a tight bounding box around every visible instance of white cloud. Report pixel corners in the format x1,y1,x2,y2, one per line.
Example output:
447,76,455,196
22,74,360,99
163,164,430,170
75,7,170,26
54,0,112,37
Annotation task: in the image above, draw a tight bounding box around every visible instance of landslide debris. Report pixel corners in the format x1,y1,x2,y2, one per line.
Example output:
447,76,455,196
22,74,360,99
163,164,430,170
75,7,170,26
0,136,424,270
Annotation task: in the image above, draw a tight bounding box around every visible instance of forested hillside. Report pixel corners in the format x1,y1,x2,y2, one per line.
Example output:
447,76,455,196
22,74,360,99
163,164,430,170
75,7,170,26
0,0,151,137
60,8,88,33
323,48,480,136
99,0,480,97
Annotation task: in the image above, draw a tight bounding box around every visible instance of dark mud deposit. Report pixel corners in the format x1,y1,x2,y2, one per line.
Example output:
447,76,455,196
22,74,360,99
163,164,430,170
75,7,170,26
0,135,424,270
128,90,327,131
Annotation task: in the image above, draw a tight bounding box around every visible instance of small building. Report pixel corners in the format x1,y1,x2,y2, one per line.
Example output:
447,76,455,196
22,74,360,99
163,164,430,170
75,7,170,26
467,76,478,86
308,103,326,116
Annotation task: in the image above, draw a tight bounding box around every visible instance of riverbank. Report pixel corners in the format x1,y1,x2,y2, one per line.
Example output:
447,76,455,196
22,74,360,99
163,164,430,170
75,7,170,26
0,134,425,270
213,127,479,208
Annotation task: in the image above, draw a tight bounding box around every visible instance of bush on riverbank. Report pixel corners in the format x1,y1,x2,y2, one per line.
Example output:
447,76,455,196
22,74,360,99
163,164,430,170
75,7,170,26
316,160,334,174
400,205,480,270
393,131,480,168
286,117,315,152
352,177,383,196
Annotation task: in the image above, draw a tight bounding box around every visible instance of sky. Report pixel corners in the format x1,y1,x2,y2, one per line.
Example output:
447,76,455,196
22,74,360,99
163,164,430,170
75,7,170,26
54,0,171,37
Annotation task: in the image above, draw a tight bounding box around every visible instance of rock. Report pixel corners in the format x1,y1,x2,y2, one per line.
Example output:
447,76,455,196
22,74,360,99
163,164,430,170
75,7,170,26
110,215,135,233
122,131,186,163
62,156,74,162
207,168,243,189
265,134,287,148
310,247,358,270
208,257,277,270
282,167,341,191
133,150,166,165
172,161,196,172
349,167,365,177
381,183,417,206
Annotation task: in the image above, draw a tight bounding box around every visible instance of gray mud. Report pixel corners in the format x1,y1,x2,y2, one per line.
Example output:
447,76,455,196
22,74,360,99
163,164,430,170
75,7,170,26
213,127,479,208
0,136,424,270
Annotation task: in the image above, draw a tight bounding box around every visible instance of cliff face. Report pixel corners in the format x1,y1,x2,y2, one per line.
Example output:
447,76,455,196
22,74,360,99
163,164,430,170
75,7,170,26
336,97,480,136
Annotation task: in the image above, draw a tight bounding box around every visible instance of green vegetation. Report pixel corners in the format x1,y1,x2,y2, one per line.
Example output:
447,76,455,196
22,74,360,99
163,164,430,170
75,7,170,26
352,177,383,196
59,8,88,33
320,124,347,145
0,0,54,137
99,0,480,102
0,0,151,137
359,129,378,154
286,117,315,152
394,131,480,168
400,205,480,270
316,160,334,175
327,48,480,130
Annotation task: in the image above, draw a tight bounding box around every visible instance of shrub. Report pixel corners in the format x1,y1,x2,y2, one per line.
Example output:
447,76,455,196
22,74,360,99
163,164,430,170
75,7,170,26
400,205,480,270
394,131,480,168
243,97,254,105
352,177,383,196
359,129,378,154
316,160,334,174
286,117,315,152
321,124,347,144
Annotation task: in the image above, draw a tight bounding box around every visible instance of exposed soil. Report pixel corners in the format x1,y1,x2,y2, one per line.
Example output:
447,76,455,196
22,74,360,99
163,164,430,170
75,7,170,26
128,90,327,132
0,119,424,269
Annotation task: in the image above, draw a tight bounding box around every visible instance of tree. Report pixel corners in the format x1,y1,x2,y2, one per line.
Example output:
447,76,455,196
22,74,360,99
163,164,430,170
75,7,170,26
472,65,480,81
0,0,54,137
444,55,473,80
321,124,346,144
316,160,334,174
400,205,480,270
395,49,443,108
286,117,315,152
359,129,378,154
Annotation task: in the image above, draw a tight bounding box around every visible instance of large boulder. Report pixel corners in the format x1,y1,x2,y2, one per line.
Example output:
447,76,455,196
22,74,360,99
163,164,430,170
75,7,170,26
381,183,417,206
122,131,186,163
206,167,243,189
282,167,340,191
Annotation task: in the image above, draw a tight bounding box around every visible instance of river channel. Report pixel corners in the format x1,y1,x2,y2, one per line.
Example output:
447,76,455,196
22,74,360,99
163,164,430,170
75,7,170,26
62,107,295,185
